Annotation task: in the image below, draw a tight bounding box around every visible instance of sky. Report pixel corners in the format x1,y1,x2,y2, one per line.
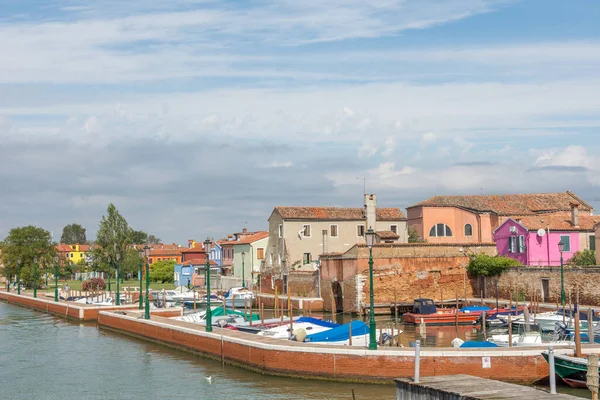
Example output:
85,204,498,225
1,0,600,244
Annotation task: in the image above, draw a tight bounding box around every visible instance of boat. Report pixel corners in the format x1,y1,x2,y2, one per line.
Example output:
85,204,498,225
403,298,481,325
487,331,572,347
299,320,394,347
173,306,260,325
258,317,338,339
74,296,114,306
223,287,255,308
182,294,223,309
542,351,598,388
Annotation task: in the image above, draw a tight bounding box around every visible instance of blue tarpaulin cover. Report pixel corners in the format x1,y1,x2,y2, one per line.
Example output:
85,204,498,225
296,317,340,328
460,341,499,348
305,320,368,342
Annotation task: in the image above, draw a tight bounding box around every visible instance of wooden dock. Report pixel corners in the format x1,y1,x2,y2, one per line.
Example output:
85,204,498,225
395,375,579,399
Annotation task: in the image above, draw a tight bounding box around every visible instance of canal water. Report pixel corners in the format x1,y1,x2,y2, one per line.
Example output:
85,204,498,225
0,302,590,399
0,302,393,400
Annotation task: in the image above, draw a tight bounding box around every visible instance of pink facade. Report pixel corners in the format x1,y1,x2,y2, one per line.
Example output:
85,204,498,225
494,219,578,266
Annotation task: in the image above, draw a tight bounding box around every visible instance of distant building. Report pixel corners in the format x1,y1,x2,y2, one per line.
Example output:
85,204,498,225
55,244,90,264
261,194,407,292
231,231,269,288
494,205,597,266
407,191,593,244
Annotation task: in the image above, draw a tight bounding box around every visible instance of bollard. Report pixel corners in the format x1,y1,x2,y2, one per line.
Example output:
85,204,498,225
414,339,421,383
548,347,557,394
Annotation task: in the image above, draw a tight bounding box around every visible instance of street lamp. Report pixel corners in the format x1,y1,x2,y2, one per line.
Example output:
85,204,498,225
144,245,150,319
204,238,213,332
6,262,10,292
241,251,246,288
54,255,59,302
116,252,121,305
17,257,21,295
33,256,38,298
365,228,377,350
137,248,144,310
558,241,566,307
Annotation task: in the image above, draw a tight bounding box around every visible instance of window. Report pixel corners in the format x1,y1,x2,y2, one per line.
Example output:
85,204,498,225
429,224,452,237
508,237,518,253
148,258,154,264
518,235,525,253
330,224,338,237
464,224,473,237
302,224,311,237
257,248,265,260
390,225,398,234
269,252,273,264
303,253,312,264
357,225,365,237
590,235,596,251
560,235,571,252
278,224,283,238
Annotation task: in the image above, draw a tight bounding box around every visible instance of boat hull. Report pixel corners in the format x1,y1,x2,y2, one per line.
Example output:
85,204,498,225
542,352,596,388
403,312,479,325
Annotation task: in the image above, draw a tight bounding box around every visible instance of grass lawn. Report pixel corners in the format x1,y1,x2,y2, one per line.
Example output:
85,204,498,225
38,279,176,293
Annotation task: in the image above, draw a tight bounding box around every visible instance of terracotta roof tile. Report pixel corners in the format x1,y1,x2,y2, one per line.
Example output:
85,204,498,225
376,230,400,239
503,213,598,231
408,191,591,215
274,206,405,221
232,231,269,245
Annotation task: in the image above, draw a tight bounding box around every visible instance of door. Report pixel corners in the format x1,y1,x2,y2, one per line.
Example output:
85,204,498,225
331,281,343,312
541,279,550,302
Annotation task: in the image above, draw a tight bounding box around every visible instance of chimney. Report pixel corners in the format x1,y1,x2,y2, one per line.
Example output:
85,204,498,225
364,193,377,231
242,228,248,233
571,202,579,227
188,239,194,249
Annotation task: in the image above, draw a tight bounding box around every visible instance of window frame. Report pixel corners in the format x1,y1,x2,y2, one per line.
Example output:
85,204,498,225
330,224,339,237
464,224,473,237
278,224,283,238
590,235,596,251
429,223,453,237
303,253,312,264
560,235,571,252
357,224,365,237
256,248,265,260
390,225,398,234
302,224,312,238
518,235,525,253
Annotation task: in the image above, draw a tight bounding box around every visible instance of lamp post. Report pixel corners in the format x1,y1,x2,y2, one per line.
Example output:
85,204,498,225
558,241,566,307
144,245,150,319
6,262,10,292
17,257,21,295
137,249,144,310
116,252,121,306
241,251,246,288
33,256,38,298
365,228,377,350
54,256,59,302
204,238,213,332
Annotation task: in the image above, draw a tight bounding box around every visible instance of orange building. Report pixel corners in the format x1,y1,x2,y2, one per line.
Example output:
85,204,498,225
141,244,183,265
407,191,592,244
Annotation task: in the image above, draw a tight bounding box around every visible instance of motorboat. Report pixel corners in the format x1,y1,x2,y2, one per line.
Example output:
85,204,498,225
223,287,255,308
73,296,114,306
258,317,338,339
403,298,481,325
183,294,223,309
486,331,572,347
542,352,597,388
300,320,394,347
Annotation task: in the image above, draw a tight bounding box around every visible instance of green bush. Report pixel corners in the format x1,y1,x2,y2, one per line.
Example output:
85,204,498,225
567,249,596,266
150,260,175,283
467,254,521,277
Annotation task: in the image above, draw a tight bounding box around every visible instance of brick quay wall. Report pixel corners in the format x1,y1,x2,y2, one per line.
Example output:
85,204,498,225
98,309,600,384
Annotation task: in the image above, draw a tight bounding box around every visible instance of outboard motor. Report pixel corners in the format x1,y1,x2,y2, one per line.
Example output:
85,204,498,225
381,332,393,346
551,321,569,341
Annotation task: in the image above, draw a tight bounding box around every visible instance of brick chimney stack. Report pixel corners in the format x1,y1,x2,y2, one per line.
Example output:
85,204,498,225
571,202,579,227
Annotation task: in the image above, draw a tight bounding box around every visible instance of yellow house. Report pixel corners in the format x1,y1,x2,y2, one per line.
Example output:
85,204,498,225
56,244,90,264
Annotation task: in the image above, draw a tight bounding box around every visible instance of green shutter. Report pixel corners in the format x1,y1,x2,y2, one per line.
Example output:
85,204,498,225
590,235,596,251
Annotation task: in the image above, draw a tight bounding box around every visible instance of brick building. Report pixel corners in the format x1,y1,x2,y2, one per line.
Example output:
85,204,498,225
319,243,497,313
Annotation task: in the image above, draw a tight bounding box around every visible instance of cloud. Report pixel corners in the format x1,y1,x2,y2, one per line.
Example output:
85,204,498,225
261,161,294,168
358,142,378,158
381,136,397,157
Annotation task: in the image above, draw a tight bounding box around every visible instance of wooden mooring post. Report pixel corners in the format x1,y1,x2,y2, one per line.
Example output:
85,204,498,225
588,354,599,400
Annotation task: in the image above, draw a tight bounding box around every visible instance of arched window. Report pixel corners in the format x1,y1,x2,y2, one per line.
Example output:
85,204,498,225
464,224,473,237
429,223,453,237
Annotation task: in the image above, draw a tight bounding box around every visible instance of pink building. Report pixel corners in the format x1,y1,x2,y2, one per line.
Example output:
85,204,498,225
494,206,597,266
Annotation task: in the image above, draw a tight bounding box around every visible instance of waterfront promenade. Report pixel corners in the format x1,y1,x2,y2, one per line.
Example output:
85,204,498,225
4,289,600,385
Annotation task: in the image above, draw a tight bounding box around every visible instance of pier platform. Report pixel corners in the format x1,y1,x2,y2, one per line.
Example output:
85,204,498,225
395,375,579,399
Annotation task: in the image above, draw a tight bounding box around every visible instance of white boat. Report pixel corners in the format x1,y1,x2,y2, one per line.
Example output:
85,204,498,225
223,287,255,308
487,331,572,347
74,296,114,306
258,317,337,339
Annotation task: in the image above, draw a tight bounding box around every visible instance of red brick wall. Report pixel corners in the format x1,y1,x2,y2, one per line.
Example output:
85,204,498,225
97,311,561,384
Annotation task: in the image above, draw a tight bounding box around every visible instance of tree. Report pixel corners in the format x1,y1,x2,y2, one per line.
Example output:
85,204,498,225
130,230,148,245
60,223,87,244
467,254,521,277
95,203,132,273
150,260,175,283
148,234,162,244
408,227,423,243
1,226,56,287
568,249,596,266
